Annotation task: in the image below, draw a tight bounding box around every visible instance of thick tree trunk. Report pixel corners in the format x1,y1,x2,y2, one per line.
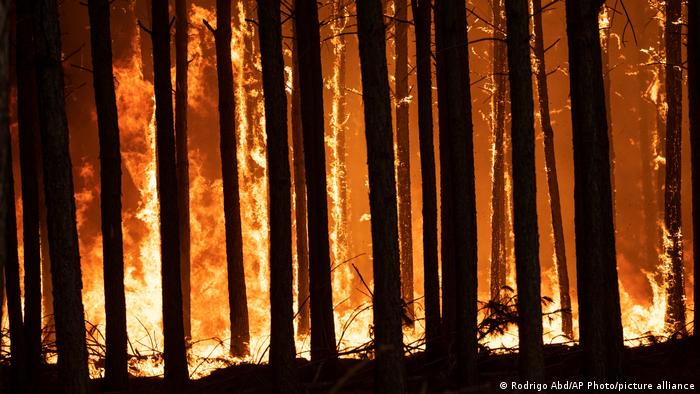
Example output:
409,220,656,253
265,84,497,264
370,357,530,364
394,0,414,326
151,0,189,387
689,0,700,336
532,0,573,340
87,0,128,389
564,0,623,381
490,0,508,302
410,0,440,358
663,0,686,335
294,0,337,363
175,0,192,344
290,32,310,336
15,0,43,376
208,0,251,357
434,0,478,383
0,1,6,352
505,0,544,381
356,1,406,392
32,0,90,391
257,2,298,391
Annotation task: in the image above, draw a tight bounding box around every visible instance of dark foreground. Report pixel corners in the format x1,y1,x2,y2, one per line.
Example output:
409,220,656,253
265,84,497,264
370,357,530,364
3,336,698,393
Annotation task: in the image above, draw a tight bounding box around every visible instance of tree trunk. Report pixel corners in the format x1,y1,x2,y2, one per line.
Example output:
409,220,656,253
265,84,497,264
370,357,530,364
410,0,440,358
257,2,299,391
290,30,310,337
505,0,544,381
532,0,573,340
490,0,508,302
15,0,43,376
688,0,700,336
32,0,90,391
599,4,616,215
175,0,192,344
356,1,406,391
434,0,478,383
0,0,7,354
151,0,189,387
564,0,623,381
87,0,129,389
294,0,337,363
209,0,251,357
394,0,414,326
663,0,686,335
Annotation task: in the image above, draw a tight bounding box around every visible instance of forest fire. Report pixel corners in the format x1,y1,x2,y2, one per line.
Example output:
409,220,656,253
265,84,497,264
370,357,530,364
0,0,698,392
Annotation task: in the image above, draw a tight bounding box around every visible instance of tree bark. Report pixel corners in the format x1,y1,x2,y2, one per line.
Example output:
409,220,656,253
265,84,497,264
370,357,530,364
0,1,7,355
490,0,508,302
688,0,700,337
663,0,686,335
564,0,623,381
294,0,337,363
257,2,299,391
394,0,414,326
532,0,573,339
356,1,406,392
32,0,90,391
15,0,43,376
87,0,128,389
151,0,189,387
290,29,310,337
410,0,440,358
208,0,251,357
434,0,478,383
505,0,545,381
175,0,192,344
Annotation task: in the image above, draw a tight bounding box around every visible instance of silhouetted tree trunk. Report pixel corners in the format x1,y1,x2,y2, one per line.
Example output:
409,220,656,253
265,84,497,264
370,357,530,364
689,0,700,336
151,0,189,387
294,0,337,362
175,0,192,344
532,0,573,340
3,109,28,393
505,0,544,381
394,0,414,326
15,0,43,377
490,0,508,302
410,0,440,358
257,2,299,391
356,1,405,391
434,0,478,383
33,0,90,391
663,0,686,335
205,0,251,357
87,0,129,390
290,30,310,337
0,2,7,356
565,0,623,381
333,0,350,263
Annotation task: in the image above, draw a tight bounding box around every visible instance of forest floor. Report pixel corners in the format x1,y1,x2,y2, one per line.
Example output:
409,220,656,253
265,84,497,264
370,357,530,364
9,335,697,393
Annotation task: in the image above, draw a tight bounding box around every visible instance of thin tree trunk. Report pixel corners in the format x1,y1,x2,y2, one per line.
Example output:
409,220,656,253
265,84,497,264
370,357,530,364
40,156,52,333
151,0,189,387
257,2,298,391
532,0,573,340
688,0,700,337
206,0,251,357
334,0,350,264
175,0,192,344
490,0,508,302
434,0,478,383
505,0,544,381
564,0,623,381
290,31,310,337
600,4,616,213
294,0,337,363
663,0,685,335
394,0,414,326
410,0,440,358
356,1,405,391
87,0,128,389
33,0,90,391
15,0,43,376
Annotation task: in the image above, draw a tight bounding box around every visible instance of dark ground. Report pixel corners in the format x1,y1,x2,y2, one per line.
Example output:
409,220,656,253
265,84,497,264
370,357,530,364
2,336,698,393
